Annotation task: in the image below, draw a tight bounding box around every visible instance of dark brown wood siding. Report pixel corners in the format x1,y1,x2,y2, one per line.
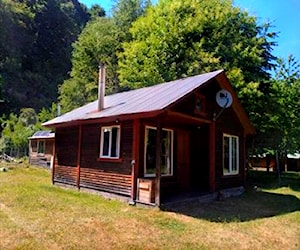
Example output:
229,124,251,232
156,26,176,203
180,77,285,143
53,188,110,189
56,126,79,167
54,126,79,184
79,121,133,196
52,121,133,196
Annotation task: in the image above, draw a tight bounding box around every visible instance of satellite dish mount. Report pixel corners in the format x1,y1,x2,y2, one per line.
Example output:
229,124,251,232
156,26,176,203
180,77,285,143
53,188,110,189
213,89,233,121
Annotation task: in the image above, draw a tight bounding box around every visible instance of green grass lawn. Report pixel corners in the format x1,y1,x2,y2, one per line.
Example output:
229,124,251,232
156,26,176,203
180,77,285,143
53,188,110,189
0,163,299,250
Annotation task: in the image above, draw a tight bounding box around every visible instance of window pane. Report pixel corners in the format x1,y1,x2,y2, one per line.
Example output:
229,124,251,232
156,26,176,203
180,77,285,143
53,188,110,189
223,135,239,175
145,128,173,176
232,137,238,172
161,130,172,175
102,129,110,156
38,141,45,154
223,136,230,174
145,128,156,175
110,127,119,157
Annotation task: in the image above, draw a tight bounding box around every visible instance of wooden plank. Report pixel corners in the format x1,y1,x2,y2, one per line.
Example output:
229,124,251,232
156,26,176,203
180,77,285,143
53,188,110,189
54,165,77,185
80,167,132,195
241,133,246,186
51,138,56,185
137,179,154,203
155,121,162,206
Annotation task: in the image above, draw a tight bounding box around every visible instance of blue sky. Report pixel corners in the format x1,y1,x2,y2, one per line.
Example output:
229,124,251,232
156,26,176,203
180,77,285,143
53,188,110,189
79,0,300,61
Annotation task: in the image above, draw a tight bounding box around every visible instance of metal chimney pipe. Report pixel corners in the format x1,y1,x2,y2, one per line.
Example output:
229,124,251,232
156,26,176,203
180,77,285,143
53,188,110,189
98,63,106,111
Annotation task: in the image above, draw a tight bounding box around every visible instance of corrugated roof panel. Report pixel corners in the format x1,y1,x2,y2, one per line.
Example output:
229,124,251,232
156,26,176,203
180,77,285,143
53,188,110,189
29,131,55,139
43,70,223,126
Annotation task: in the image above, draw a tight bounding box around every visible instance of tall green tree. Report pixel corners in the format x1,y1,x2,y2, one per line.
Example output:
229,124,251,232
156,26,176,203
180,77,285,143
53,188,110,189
59,18,120,111
253,55,300,159
59,0,150,113
118,0,276,108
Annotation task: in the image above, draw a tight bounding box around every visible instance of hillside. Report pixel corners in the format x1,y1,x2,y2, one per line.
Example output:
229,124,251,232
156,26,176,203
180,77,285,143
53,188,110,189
0,0,89,114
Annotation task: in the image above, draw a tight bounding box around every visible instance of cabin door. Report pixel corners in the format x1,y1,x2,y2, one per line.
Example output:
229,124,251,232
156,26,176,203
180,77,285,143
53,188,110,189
177,130,190,190
190,125,209,191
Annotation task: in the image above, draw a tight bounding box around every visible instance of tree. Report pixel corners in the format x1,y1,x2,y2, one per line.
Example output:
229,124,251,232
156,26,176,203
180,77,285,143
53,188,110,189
88,4,106,19
59,18,120,112
112,0,151,41
59,0,150,113
38,102,60,123
118,0,276,109
252,55,300,175
0,108,41,157
0,0,89,114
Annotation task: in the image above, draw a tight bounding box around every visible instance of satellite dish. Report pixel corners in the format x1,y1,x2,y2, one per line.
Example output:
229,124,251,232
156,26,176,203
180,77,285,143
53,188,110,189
216,89,233,108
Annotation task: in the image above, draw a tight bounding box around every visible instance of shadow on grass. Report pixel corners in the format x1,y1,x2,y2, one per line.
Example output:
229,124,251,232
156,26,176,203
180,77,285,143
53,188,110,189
247,170,300,192
163,190,300,222
163,171,300,222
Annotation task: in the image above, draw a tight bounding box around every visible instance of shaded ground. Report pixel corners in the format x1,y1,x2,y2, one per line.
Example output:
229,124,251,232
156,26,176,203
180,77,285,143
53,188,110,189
163,170,300,222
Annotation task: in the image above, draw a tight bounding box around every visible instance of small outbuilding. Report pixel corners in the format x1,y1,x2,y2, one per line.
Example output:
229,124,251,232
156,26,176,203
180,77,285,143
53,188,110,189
287,153,300,172
43,68,255,206
29,131,55,167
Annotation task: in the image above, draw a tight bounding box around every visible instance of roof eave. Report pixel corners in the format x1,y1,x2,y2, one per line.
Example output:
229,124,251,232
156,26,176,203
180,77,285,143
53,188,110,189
42,110,164,128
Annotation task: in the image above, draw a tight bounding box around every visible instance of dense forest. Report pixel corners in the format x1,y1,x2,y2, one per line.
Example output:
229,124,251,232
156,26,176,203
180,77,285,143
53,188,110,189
0,0,299,163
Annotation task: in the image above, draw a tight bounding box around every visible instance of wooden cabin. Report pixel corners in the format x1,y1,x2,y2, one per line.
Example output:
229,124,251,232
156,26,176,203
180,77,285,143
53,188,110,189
287,153,300,172
43,69,255,206
250,153,300,172
29,131,55,167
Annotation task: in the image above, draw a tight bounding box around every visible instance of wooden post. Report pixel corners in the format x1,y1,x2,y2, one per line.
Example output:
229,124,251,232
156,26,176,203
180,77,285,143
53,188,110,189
131,119,140,201
242,133,246,186
76,125,82,189
155,121,162,206
209,121,216,192
51,137,56,185
28,140,32,165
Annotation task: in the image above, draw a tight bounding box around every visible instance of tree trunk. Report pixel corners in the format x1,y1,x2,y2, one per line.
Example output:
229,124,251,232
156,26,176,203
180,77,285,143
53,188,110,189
266,154,270,173
275,150,281,185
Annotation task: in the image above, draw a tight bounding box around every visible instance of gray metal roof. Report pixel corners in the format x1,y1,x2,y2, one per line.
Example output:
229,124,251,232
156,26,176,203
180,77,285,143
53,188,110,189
43,70,223,127
29,131,55,139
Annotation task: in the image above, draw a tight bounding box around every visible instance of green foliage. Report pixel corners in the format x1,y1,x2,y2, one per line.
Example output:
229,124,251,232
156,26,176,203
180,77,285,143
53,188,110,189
38,102,59,123
118,0,275,108
0,108,41,157
252,55,300,158
0,0,89,114
59,18,120,112
88,4,106,19
59,0,150,112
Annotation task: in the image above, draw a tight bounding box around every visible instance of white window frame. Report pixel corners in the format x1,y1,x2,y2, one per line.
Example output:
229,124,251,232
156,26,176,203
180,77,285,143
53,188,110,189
100,125,121,159
223,134,239,176
144,126,174,177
